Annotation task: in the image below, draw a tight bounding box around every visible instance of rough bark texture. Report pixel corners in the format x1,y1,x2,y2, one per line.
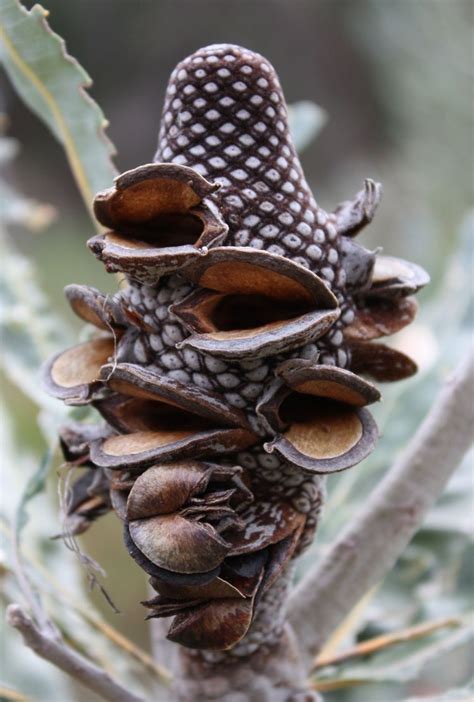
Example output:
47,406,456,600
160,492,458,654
171,626,319,702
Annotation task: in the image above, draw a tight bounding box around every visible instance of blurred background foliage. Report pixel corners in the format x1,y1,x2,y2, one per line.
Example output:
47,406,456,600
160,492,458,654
0,1,473,701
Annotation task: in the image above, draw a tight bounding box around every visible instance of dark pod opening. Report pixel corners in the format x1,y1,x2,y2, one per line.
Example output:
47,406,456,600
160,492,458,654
96,395,224,434
207,294,315,332
112,213,204,248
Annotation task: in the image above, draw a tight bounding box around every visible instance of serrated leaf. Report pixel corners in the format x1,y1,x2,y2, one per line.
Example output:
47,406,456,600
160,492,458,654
288,100,327,153
0,0,117,219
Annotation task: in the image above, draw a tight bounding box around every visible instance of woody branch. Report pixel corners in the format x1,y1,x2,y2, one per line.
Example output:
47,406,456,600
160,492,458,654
289,346,474,668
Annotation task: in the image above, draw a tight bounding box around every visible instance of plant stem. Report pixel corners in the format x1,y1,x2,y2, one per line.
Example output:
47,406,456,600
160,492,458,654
7,603,145,702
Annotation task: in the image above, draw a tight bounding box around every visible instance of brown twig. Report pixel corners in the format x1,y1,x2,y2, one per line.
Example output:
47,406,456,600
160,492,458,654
312,617,460,670
289,347,474,667
6,603,145,702
0,686,31,701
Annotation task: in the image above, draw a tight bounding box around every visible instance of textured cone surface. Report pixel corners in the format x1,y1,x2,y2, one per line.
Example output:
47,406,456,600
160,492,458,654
44,43,428,656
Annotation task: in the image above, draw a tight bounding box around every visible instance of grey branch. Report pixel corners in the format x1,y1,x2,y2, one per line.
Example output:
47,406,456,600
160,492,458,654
289,346,474,667
7,603,145,702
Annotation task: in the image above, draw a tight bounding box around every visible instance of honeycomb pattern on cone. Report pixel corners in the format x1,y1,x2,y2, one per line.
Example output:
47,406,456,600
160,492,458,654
156,44,344,290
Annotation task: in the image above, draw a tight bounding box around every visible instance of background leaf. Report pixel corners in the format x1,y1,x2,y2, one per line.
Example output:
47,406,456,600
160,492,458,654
0,0,117,218
0,230,72,414
15,445,55,537
288,100,327,153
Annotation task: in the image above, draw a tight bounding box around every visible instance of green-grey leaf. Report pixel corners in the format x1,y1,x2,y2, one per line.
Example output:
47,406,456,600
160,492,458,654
15,444,55,536
0,0,117,220
0,232,72,411
288,100,327,153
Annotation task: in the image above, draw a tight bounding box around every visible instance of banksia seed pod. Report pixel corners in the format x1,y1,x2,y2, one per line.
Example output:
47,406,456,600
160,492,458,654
44,44,428,655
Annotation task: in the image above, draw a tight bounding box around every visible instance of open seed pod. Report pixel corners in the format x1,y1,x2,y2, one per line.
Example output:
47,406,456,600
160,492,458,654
98,362,250,430
172,246,339,360
349,340,418,382
88,163,228,282
42,337,114,405
59,422,111,463
258,362,380,474
332,179,382,238
91,364,257,469
65,285,127,332
362,255,430,300
59,467,111,537
345,297,418,341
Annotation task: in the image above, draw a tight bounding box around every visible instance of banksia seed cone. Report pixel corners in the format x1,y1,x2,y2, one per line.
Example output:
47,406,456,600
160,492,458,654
44,44,428,654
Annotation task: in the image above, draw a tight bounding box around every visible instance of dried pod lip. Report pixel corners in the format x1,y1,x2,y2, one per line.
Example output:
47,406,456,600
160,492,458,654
65,284,126,331
90,164,227,282
42,337,114,405
128,512,231,574
180,246,338,308
332,179,382,238
349,340,418,382
260,523,305,595
93,163,219,229
166,595,256,650
363,255,430,299
275,361,381,407
123,523,221,585
175,304,340,360
89,426,258,471
99,362,250,430
147,575,246,602
345,296,418,341
126,461,212,520
109,487,128,521
339,237,376,291
265,404,378,474
143,597,203,619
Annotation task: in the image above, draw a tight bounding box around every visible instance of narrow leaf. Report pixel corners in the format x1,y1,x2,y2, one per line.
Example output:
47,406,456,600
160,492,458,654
0,0,117,219
15,445,55,537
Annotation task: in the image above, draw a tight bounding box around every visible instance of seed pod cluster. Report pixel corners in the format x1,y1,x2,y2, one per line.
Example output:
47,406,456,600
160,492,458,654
44,44,428,653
